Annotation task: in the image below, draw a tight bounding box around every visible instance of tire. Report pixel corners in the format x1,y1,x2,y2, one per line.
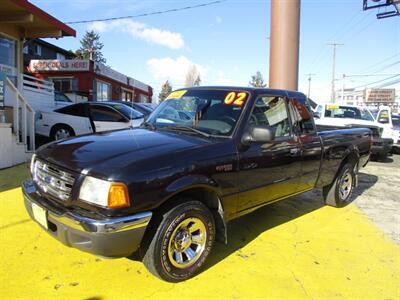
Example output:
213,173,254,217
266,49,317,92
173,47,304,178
142,200,215,282
323,162,356,207
378,150,388,161
50,125,75,141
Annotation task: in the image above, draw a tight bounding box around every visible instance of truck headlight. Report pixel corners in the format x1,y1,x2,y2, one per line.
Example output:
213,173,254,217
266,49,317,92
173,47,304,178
79,176,130,208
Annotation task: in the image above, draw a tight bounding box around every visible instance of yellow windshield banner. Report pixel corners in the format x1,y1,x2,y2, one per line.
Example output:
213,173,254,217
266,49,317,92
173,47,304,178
326,105,339,109
166,90,187,100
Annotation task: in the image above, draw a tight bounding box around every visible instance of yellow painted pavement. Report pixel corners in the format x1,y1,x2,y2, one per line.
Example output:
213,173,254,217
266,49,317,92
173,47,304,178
0,164,399,299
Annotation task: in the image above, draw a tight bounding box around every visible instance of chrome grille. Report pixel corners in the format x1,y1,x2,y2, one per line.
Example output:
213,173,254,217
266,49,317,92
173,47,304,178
33,159,75,201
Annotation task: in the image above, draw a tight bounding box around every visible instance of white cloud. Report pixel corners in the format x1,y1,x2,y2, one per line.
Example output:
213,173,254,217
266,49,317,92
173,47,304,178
147,56,207,84
88,20,184,50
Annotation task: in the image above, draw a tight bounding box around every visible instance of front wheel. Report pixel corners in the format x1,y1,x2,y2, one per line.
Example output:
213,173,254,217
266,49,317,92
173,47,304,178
142,200,215,282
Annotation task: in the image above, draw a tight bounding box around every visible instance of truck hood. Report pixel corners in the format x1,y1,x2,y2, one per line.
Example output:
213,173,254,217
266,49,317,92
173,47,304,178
37,128,212,177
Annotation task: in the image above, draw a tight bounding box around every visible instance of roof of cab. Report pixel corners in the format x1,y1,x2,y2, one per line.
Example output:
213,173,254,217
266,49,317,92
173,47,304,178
174,86,307,98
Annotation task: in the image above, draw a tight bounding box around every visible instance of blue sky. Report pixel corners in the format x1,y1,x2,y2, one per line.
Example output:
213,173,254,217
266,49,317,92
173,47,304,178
32,0,399,101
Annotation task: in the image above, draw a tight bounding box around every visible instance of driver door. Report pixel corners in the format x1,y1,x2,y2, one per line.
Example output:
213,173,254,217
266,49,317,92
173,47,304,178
237,95,302,213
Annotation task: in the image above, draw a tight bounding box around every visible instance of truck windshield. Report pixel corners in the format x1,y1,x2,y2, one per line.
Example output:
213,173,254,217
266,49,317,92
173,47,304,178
147,89,249,136
324,105,374,121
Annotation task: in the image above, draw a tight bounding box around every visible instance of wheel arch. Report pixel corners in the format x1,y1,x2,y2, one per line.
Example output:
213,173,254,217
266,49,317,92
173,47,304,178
140,178,228,258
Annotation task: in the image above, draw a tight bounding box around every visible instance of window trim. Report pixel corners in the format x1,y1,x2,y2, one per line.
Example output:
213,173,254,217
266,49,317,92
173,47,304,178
245,94,294,141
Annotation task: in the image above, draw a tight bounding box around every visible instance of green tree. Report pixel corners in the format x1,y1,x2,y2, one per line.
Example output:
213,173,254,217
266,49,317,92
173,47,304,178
159,80,173,102
249,71,267,88
75,30,106,64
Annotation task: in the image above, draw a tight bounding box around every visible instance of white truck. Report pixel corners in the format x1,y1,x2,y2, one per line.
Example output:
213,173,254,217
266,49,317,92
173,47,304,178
370,106,400,153
313,103,393,160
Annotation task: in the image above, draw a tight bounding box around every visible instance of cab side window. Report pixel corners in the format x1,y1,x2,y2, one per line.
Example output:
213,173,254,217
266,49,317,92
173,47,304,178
248,96,291,138
90,105,126,122
290,98,316,134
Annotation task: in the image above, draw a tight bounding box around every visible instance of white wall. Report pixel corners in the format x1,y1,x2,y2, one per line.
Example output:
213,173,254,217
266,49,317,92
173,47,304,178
0,124,32,169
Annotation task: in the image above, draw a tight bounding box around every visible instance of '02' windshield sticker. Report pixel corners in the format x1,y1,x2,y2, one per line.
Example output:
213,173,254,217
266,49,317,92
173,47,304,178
224,92,247,106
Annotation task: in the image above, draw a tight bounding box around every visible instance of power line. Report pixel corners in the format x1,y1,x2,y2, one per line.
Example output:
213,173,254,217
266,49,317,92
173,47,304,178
65,0,227,24
360,52,400,73
370,61,400,74
352,74,400,89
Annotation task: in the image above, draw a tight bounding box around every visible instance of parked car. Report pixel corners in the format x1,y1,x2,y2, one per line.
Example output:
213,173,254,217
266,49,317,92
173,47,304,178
113,101,154,118
36,101,144,140
23,87,371,282
369,106,400,154
314,103,393,160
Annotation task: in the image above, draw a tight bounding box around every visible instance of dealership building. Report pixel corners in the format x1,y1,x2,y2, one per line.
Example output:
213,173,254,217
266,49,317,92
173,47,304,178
28,58,153,103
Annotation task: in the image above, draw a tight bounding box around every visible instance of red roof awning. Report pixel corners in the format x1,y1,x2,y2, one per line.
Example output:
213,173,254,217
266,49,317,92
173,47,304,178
0,0,76,38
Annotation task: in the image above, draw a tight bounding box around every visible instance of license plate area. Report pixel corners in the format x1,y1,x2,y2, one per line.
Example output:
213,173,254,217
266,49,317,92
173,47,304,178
32,202,48,229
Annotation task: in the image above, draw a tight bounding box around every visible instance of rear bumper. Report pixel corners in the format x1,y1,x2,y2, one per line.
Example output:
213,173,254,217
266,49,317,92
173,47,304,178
22,179,152,258
372,137,393,155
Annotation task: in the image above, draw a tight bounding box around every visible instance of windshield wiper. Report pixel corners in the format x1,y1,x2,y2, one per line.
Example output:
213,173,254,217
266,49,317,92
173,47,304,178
164,125,211,138
141,121,156,130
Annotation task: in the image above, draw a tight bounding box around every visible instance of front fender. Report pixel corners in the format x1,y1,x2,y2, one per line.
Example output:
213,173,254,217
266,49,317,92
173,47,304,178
163,174,220,199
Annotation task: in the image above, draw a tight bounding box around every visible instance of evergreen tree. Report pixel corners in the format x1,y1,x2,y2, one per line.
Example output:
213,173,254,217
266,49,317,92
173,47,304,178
159,80,173,102
249,71,267,88
75,30,106,64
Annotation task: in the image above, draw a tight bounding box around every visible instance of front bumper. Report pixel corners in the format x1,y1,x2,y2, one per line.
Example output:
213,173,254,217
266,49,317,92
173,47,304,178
22,180,152,258
371,137,393,155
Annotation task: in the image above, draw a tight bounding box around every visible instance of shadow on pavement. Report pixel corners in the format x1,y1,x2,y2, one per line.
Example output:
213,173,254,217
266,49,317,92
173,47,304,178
0,163,30,193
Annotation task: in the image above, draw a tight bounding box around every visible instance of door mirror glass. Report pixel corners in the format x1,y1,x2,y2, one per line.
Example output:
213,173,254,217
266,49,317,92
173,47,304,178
313,111,320,119
242,125,274,145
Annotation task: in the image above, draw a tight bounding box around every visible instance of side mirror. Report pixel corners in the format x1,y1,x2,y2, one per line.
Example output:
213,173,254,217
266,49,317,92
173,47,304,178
242,125,274,145
313,111,320,119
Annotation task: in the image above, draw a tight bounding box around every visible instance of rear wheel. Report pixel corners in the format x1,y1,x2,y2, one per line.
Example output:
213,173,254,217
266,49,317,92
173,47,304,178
50,125,75,141
323,162,356,207
142,200,215,282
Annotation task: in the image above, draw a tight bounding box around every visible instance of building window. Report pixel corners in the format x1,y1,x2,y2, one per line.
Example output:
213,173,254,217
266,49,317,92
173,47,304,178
0,34,18,86
34,44,42,56
96,81,111,101
56,53,65,60
51,78,77,92
139,94,149,103
121,89,133,101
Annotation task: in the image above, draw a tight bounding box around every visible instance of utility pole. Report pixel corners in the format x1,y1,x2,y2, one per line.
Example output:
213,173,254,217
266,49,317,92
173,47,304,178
327,42,343,103
305,73,316,98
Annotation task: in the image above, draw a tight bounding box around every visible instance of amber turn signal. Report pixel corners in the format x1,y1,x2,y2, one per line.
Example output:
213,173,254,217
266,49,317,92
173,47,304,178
108,183,130,208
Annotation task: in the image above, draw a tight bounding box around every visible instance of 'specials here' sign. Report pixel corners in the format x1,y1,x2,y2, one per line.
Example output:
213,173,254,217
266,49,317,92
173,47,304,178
29,60,90,72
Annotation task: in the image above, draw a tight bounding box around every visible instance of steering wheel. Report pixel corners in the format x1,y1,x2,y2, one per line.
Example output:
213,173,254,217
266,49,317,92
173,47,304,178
249,114,258,126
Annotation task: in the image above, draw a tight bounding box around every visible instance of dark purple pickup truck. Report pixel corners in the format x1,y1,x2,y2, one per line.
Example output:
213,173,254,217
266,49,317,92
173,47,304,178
23,87,371,282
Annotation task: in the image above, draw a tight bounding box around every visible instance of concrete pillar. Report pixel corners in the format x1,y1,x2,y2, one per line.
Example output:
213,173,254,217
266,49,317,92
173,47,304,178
269,0,301,91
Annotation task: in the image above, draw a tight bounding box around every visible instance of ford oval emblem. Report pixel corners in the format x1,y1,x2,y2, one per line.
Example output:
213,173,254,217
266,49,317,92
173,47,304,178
44,176,51,184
